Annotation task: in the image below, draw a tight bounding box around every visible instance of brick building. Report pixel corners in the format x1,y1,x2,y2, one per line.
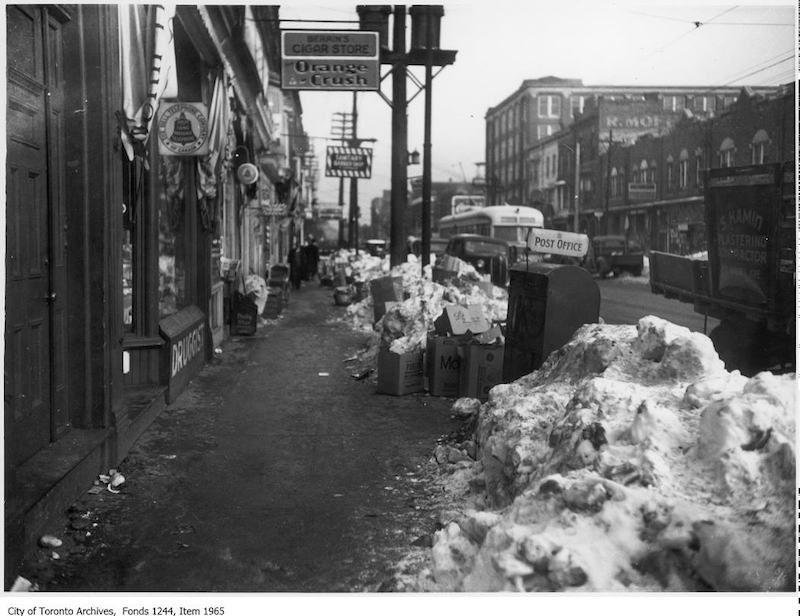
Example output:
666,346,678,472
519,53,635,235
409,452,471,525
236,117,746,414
485,75,779,207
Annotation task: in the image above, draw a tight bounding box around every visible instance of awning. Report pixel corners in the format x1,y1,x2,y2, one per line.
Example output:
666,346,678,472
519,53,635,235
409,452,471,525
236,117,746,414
118,4,177,160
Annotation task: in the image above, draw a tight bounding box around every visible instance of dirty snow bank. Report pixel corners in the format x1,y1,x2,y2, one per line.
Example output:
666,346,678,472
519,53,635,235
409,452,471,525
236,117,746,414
415,316,795,592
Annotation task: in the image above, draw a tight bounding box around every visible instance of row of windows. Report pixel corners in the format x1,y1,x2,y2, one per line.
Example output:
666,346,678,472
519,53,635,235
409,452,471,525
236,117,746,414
491,92,740,138
609,131,772,196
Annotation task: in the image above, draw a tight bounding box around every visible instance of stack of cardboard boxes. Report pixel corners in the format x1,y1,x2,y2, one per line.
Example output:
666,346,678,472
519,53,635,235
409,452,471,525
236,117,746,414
377,303,505,400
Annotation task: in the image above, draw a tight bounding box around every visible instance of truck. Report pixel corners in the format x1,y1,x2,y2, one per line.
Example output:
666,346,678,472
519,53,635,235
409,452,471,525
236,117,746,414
648,162,795,376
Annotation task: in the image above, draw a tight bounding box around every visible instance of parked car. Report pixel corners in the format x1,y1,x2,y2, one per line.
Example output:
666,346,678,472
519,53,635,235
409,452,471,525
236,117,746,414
588,235,645,278
408,236,449,263
444,234,511,286
364,239,387,257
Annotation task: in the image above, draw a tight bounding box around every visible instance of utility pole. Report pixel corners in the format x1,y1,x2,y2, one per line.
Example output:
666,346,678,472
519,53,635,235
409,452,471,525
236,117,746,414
331,112,352,249
573,139,581,233
420,13,433,269
349,92,359,254
389,5,408,268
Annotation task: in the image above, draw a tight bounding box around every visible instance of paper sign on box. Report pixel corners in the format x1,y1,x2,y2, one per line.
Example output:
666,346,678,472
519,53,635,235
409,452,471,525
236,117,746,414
433,304,492,336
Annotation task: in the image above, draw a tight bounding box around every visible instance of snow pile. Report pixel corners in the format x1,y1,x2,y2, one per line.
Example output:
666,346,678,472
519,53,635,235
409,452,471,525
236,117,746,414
418,316,795,592
343,255,508,354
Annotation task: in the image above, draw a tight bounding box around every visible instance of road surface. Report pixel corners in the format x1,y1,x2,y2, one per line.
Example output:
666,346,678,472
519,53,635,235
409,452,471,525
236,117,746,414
597,275,718,335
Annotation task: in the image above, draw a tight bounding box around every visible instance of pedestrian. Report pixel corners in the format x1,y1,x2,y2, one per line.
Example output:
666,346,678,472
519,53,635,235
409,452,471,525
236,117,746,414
288,242,303,290
303,234,320,281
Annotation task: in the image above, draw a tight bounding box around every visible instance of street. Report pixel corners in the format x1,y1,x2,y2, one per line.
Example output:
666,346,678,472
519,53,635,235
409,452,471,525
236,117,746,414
597,274,718,334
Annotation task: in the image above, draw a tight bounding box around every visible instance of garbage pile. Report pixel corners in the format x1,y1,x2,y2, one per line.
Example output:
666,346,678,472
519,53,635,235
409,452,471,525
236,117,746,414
342,254,507,352
334,252,510,399
411,316,795,592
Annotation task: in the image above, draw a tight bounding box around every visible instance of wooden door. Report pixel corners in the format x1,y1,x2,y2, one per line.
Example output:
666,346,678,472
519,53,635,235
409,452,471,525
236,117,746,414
5,5,69,465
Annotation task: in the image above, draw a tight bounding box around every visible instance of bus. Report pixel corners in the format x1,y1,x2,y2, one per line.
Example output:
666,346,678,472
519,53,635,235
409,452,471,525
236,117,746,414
438,205,545,244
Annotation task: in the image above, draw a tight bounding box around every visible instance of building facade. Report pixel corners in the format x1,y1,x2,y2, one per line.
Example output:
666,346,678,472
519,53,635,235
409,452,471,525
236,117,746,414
485,75,779,206
5,4,311,583
601,84,795,254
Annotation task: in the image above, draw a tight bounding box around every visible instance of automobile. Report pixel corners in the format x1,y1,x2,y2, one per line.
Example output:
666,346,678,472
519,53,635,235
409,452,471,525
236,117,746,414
364,239,388,257
443,233,512,286
408,236,449,263
588,234,645,278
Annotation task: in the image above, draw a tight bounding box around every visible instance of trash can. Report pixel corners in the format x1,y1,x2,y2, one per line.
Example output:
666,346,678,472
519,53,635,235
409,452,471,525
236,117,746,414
503,262,600,382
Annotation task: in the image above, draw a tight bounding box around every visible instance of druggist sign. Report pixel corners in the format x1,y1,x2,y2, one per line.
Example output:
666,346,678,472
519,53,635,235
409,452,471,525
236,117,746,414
527,229,589,258
159,305,207,404
281,30,379,91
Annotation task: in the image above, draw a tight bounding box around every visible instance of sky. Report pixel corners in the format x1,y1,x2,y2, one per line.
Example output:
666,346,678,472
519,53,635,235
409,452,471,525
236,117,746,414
279,0,796,225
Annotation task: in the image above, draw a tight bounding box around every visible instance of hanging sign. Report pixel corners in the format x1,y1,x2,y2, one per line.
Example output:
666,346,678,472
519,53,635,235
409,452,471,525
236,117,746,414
157,102,210,156
237,163,259,184
325,146,373,178
264,203,287,216
281,30,379,91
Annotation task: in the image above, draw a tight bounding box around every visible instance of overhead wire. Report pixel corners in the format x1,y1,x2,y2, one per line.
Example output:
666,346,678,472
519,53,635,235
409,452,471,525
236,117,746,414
644,6,740,58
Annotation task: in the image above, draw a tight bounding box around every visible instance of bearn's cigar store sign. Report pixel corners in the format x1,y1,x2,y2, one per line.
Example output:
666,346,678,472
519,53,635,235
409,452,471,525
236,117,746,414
157,101,210,156
159,305,207,403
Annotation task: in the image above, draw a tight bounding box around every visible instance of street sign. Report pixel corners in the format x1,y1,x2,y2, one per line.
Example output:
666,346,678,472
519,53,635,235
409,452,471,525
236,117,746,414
325,146,373,178
527,229,589,258
281,30,379,91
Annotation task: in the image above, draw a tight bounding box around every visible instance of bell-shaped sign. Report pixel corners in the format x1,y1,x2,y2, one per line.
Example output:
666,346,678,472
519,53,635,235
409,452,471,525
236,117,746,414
237,162,259,185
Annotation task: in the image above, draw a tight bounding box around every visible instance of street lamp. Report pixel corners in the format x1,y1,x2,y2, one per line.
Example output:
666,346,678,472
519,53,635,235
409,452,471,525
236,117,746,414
407,149,420,165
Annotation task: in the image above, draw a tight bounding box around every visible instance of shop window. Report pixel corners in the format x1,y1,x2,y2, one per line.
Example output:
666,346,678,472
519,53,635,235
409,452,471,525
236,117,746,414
158,157,188,318
121,153,148,334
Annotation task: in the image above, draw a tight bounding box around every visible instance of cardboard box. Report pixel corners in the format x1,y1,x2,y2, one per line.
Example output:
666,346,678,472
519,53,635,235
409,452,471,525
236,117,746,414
459,342,505,401
474,325,504,345
377,348,425,396
426,335,466,397
433,304,492,336
370,276,403,323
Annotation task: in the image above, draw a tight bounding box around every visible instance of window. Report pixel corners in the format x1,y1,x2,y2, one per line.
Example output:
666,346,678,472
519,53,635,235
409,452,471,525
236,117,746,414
719,137,735,167
647,161,657,184
537,124,555,140
695,148,704,186
663,95,685,112
666,156,675,190
545,156,550,178
610,168,618,196
571,95,585,117
751,129,770,164
678,150,689,189
692,96,716,113
121,154,144,332
635,159,648,183
538,94,561,118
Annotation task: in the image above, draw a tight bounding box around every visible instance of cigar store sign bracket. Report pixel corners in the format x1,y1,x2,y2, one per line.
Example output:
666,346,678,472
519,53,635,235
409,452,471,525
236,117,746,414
281,30,379,91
